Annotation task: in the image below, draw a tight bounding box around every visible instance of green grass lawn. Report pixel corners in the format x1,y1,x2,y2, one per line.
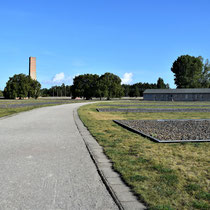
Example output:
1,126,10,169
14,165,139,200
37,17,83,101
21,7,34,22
78,102,210,210
0,104,58,118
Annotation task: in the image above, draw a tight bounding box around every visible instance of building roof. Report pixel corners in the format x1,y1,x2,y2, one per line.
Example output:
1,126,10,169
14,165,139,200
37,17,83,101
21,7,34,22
144,88,210,94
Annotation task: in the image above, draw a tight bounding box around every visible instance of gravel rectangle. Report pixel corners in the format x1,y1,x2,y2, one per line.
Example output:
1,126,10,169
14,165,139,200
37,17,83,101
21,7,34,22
98,104,210,107
97,108,210,113
114,119,210,142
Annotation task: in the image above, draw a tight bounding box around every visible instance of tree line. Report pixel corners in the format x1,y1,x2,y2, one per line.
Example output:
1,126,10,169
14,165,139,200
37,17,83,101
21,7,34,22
1,54,210,99
41,72,125,100
40,55,209,99
41,84,72,97
123,77,169,97
40,74,169,100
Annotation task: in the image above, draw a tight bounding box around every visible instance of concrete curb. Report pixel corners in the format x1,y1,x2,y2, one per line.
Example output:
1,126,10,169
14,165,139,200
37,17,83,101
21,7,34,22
73,107,146,210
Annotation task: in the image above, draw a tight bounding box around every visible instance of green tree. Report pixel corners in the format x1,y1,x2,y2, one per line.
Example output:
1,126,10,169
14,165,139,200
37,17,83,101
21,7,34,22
0,90,3,97
129,84,140,97
4,74,41,99
72,74,99,99
157,77,169,89
65,85,72,97
122,84,130,97
61,83,66,97
99,72,123,100
40,88,50,97
200,58,210,88
129,82,157,97
171,55,204,88
28,79,41,99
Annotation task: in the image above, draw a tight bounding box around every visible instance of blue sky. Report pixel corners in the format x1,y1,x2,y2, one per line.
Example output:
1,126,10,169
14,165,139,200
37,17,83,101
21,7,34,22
0,0,210,89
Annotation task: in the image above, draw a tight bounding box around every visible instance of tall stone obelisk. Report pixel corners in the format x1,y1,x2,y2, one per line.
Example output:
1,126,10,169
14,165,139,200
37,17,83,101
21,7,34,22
29,57,36,80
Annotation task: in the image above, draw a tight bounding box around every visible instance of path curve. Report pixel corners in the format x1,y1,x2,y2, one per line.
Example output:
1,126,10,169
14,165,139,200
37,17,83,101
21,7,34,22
0,103,118,210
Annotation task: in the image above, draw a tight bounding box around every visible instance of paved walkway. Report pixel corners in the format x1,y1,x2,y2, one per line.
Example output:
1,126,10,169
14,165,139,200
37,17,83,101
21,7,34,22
0,104,118,210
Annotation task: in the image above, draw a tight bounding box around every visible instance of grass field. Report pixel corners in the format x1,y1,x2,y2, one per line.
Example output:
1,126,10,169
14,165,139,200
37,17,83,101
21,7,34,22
0,98,87,118
78,101,210,210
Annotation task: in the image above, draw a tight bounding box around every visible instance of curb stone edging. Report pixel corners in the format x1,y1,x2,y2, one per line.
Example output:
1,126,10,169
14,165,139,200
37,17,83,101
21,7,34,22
73,107,146,210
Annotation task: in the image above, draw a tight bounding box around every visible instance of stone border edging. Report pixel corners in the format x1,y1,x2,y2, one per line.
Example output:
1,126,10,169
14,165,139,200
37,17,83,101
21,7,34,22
114,120,210,143
73,107,146,210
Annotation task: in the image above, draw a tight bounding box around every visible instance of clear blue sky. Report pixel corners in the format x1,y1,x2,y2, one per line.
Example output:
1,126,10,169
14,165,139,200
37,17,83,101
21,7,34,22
0,0,210,89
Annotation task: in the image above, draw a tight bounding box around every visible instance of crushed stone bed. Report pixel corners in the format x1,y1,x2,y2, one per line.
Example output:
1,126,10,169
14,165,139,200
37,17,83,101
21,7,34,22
116,100,210,103
97,108,210,112
98,104,210,107
114,119,210,142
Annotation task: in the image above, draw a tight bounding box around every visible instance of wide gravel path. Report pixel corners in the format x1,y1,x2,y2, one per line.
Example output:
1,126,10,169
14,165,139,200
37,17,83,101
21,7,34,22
0,103,118,210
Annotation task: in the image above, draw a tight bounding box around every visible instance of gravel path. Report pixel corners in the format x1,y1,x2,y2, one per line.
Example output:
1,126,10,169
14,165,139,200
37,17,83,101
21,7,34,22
97,108,210,112
0,104,118,209
116,119,210,141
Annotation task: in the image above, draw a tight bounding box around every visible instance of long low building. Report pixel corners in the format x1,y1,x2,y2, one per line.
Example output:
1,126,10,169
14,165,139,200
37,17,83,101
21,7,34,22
143,88,210,101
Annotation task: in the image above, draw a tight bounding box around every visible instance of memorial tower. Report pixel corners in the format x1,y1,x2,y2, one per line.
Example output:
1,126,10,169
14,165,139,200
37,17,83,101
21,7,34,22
29,57,36,80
